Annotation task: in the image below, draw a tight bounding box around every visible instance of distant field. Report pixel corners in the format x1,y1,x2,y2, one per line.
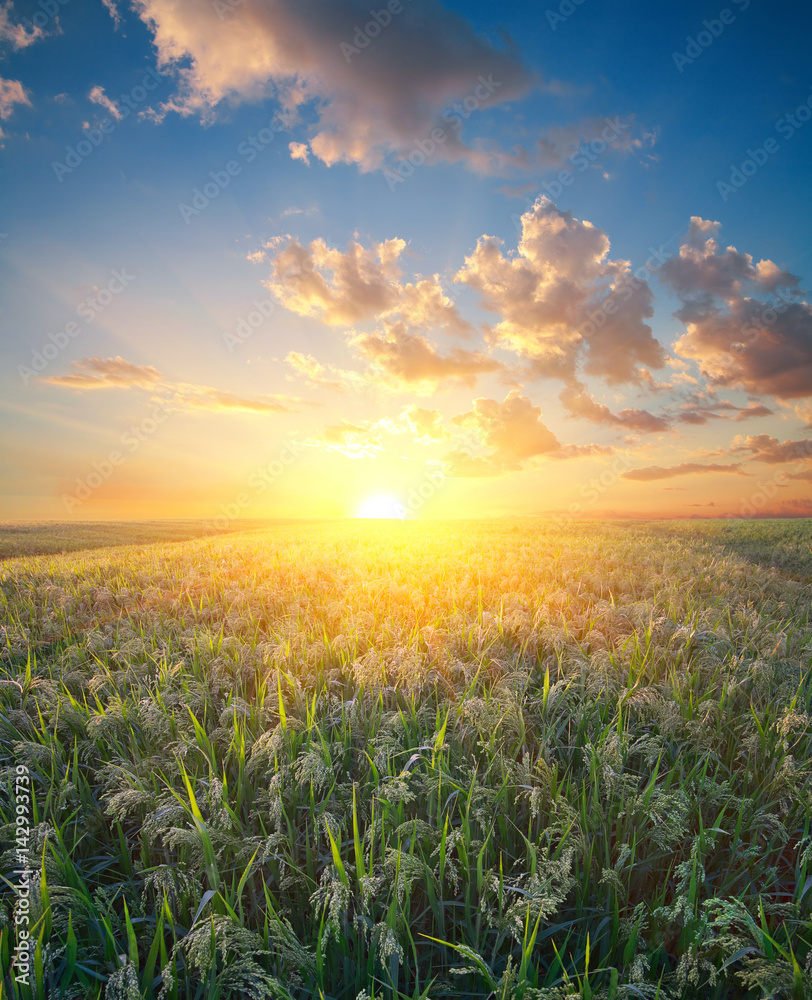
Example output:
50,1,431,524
0,519,284,560
1,519,811,999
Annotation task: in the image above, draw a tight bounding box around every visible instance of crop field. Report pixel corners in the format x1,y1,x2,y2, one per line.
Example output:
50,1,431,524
1,518,812,1000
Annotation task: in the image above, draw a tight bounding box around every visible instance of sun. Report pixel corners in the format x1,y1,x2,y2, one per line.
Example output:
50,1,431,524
356,494,406,519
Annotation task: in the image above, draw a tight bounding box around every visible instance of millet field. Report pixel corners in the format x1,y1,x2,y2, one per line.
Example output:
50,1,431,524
1,518,812,1000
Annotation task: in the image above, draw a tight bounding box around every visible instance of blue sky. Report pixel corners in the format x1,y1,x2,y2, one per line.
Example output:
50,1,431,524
1,0,811,520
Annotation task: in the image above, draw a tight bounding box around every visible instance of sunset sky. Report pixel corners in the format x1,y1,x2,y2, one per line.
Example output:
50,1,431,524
2,0,812,520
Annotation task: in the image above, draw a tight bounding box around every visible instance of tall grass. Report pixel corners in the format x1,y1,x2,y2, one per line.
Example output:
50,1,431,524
1,519,811,999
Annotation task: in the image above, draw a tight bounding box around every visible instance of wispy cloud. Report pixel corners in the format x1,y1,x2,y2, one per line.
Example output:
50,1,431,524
88,85,123,120
43,356,162,389
0,3,44,50
622,461,747,481
43,356,299,414
0,75,30,140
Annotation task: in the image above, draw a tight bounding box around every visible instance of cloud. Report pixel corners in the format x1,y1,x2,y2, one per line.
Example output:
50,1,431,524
266,236,404,324
0,3,44,49
285,351,364,393
167,387,294,413
661,217,812,399
668,390,771,426
309,419,383,459
43,356,162,389
454,197,667,385
130,0,534,173
792,401,812,429
350,321,500,391
678,410,714,425
447,390,559,475
402,405,448,442
553,442,614,459
560,382,669,433
0,76,30,137
494,115,657,177
732,434,812,464
266,235,472,335
289,141,310,165
622,461,747,481
88,85,123,121
733,403,774,421
43,356,298,414
101,0,122,30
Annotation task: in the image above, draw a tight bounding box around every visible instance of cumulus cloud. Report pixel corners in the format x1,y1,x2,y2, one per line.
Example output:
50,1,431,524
662,217,812,399
350,321,501,392
622,461,747,481
288,140,310,165
455,197,667,385
732,434,812,464
43,356,298,413
446,390,559,476
560,382,669,433
266,235,472,335
130,0,537,173
267,236,404,323
402,405,448,442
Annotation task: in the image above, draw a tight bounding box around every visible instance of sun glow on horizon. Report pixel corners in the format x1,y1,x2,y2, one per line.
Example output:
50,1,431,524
356,494,406,519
